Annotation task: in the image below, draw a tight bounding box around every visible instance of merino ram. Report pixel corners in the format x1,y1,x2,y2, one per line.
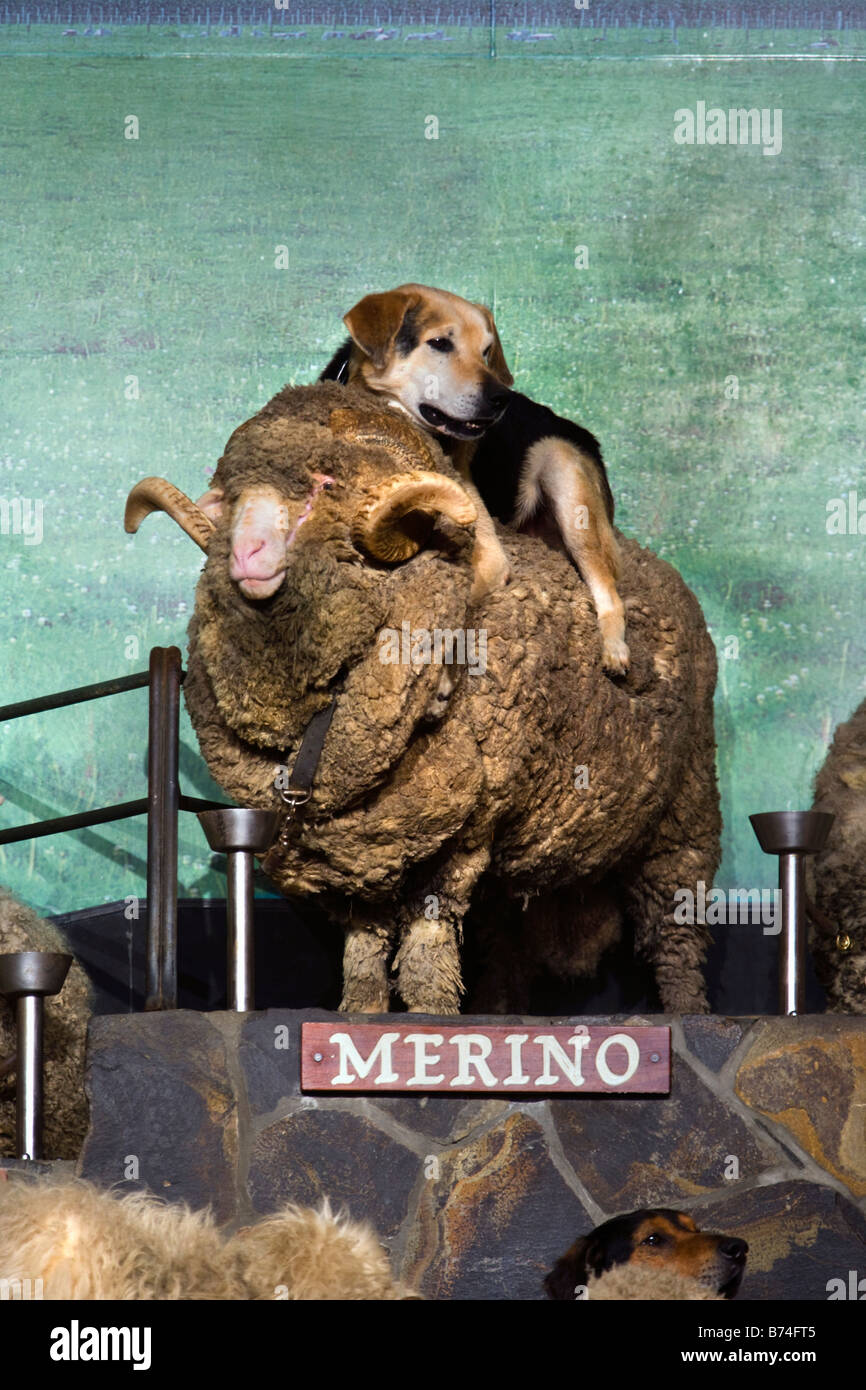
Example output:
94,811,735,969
125,382,720,1014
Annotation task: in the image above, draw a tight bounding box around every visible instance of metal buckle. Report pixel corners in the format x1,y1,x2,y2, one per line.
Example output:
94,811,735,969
277,785,311,849
278,786,311,810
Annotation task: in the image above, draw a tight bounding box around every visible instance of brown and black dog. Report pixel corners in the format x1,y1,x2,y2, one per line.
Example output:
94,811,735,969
544,1208,748,1300
320,283,628,674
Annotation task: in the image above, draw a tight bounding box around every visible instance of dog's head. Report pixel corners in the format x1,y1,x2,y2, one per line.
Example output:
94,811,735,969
339,283,513,441
544,1209,748,1301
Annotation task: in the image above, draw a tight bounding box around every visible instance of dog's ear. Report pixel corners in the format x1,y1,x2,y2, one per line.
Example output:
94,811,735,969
476,304,514,387
343,289,421,370
544,1237,590,1301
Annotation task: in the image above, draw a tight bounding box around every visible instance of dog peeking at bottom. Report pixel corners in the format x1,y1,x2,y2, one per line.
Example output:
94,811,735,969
320,283,629,675
545,1208,748,1301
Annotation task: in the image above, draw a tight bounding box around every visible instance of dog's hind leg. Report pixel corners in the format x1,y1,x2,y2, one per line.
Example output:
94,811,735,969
521,439,629,675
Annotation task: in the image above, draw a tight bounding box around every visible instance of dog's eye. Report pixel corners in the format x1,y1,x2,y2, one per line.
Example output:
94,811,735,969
641,1233,667,1247
427,338,454,353
482,343,493,358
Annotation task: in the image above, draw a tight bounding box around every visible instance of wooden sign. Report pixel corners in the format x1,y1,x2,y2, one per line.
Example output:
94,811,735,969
301,1023,670,1095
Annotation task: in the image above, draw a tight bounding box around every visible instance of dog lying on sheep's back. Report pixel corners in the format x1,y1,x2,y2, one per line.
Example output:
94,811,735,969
125,381,721,1014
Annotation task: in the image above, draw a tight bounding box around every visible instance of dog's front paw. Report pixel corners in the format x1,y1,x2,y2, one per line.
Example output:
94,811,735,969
602,637,630,676
470,545,511,601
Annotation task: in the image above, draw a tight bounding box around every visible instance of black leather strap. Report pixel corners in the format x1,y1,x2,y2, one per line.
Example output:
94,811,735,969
281,697,338,805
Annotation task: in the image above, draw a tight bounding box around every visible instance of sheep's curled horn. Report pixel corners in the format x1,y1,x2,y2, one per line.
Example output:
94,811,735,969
124,476,215,551
330,407,477,562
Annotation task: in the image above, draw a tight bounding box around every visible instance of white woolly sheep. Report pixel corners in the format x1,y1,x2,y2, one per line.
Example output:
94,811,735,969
0,1177,417,1300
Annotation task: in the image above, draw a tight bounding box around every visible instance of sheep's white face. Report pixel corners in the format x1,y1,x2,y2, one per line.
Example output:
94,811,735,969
227,486,290,599
197,475,334,601
195,475,335,600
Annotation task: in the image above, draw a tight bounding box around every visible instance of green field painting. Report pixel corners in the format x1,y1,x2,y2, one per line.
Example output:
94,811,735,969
1,27,864,915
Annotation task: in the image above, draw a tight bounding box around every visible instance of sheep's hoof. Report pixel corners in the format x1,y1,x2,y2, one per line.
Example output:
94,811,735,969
664,994,710,1015
339,989,391,1013
405,1006,461,1017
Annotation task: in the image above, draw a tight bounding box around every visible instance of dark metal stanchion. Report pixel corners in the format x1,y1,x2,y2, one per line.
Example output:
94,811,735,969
2,645,230,1010
145,646,182,1010
197,809,280,1011
0,952,71,1159
750,811,834,1015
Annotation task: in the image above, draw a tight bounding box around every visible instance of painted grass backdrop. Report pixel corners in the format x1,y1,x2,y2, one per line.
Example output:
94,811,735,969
1,27,864,917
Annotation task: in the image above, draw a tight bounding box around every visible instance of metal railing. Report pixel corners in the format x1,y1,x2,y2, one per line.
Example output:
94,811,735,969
0,646,228,1010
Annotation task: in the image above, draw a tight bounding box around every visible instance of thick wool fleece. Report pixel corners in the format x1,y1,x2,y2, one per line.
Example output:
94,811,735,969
0,1177,417,1300
808,697,866,1012
181,382,721,1012
0,887,92,1159
587,1265,725,1300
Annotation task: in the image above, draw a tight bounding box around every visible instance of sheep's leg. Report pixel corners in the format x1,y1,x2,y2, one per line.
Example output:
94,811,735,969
393,915,463,1014
625,846,715,1014
394,846,491,1013
648,919,711,1015
340,916,395,1013
623,661,720,1013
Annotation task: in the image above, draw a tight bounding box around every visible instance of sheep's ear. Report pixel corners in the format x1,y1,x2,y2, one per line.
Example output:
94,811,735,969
476,304,514,387
195,488,225,523
343,289,421,369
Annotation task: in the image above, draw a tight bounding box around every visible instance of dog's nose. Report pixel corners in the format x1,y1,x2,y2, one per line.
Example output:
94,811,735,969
720,1238,748,1263
484,385,511,410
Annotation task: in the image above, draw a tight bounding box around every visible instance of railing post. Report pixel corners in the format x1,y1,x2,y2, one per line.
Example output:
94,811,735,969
750,811,834,1015
197,809,280,1010
145,646,181,1009
0,952,71,1159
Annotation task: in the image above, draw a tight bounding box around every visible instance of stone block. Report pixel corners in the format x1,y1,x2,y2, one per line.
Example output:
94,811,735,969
80,1012,238,1222
553,1056,785,1210
239,1009,322,1117
680,1015,749,1072
735,1018,866,1196
402,1110,589,1300
248,1106,420,1241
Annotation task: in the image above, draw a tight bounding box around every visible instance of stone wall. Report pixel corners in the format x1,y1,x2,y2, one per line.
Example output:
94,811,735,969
78,1010,866,1300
